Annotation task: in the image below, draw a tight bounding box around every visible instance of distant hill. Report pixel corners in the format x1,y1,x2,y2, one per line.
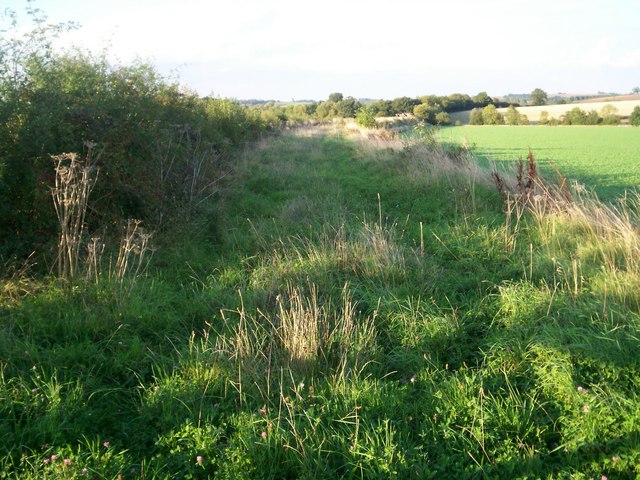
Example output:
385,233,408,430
498,92,626,105
579,94,640,103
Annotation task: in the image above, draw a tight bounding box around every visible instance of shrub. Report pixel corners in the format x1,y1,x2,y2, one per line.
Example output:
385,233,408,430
538,111,549,125
629,106,640,126
355,107,377,128
600,104,620,125
1,46,264,261
469,108,484,125
505,106,528,126
482,104,504,125
413,103,436,123
336,97,361,118
562,107,587,125
435,111,451,125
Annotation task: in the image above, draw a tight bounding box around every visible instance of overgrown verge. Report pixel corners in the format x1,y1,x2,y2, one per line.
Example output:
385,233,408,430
1,116,639,479
0,8,266,264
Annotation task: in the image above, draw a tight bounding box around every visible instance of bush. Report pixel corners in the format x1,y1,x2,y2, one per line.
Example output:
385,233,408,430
469,108,484,125
1,43,264,261
600,104,620,125
629,106,640,126
505,106,529,126
482,104,504,125
355,107,377,128
413,103,436,123
538,111,549,125
435,111,451,125
335,97,361,118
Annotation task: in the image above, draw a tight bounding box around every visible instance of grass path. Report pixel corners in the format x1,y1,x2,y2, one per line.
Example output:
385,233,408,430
1,125,640,478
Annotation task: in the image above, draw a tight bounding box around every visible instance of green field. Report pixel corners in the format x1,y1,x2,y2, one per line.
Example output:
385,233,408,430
438,126,640,199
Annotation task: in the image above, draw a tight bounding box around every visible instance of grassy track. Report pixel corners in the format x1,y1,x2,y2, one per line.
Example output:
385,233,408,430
438,126,640,199
1,124,640,478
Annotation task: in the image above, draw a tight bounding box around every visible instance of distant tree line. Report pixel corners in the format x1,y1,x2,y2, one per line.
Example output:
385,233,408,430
251,91,513,127
251,90,640,128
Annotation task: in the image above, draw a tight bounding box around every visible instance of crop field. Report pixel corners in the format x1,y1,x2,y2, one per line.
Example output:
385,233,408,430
449,99,640,124
438,126,640,199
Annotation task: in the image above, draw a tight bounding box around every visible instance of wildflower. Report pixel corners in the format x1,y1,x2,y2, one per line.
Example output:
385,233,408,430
31,388,38,394
43,458,50,465
583,405,590,413
103,441,110,448
50,455,58,462
82,467,89,475
577,386,585,393
259,405,266,415
261,431,267,438
196,455,203,464
213,403,220,409
63,458,70,466
612,456,619,462
601,476,608,480
410,374,417,383
407,416,413,421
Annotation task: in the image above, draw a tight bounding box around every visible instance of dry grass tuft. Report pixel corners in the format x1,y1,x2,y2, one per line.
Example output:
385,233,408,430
493,149,640,300
216,283,377,404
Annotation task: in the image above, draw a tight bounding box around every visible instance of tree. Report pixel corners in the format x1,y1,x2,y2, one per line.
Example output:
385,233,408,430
505,105,520,125
445,93,474,112
335,96,360,117
632,87,640,95
600,104,620,125
315,101,338,119
355,106,377,128
630,106,640,126
530,88,548,106
328,92,343,103
482,104,504,125
563,107,585,124
390,96,419,115
368,100,392,117
538,111,550,125
585,110,600,125
435,111,451,125
469,108,483,125
504,105,529,125
472,91,492,107
413,103,436,123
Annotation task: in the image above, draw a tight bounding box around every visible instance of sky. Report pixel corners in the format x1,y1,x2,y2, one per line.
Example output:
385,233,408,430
3,0,640,100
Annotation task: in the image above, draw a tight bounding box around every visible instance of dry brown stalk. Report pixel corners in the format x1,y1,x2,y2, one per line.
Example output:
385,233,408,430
51,145,99,279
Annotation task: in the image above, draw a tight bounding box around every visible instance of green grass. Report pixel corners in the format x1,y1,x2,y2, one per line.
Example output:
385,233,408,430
438,126,640,199
1,124,639,478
